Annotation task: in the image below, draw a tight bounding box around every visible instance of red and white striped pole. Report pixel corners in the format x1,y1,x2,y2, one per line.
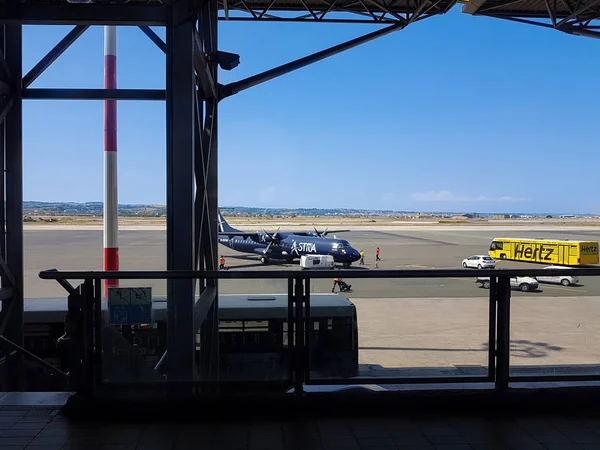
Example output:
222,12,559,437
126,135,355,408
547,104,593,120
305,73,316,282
104,25,119,295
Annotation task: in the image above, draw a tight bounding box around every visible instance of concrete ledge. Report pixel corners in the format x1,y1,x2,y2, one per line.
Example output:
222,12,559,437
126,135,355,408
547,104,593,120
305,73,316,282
62,386,600,422
0,392,72,408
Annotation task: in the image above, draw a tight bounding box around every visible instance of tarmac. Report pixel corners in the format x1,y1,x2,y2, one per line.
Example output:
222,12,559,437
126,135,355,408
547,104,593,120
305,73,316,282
24,226,600,377
26,226,600,299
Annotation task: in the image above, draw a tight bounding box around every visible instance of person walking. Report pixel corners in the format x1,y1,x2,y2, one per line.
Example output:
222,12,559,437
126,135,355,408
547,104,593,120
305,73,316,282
332,277,341,292
219,255,226,270
359,250,365,265
376,247,381,261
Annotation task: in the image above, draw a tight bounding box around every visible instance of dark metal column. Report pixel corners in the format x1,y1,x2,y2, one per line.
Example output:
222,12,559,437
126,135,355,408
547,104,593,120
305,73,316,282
3,23,23,391
199,0,219,383
166,0,196,384
191,0,219,384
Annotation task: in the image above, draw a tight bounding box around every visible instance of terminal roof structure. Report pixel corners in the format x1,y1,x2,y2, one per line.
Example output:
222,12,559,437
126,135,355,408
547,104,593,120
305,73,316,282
460,0,600,38
0,0,598,38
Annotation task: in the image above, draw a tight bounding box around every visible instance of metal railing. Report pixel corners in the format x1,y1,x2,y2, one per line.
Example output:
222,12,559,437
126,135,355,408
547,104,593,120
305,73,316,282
38,266,600,397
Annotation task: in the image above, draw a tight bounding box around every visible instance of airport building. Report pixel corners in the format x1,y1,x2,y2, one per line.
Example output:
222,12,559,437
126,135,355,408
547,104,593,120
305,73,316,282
0,0,599,445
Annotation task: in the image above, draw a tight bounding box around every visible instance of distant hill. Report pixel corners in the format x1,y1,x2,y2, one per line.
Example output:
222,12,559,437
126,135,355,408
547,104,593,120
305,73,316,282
20,202,593,218
23,201,166,217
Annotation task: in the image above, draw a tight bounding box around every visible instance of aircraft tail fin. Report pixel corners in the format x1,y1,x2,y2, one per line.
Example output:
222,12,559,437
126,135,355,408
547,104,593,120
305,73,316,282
217,210,239,233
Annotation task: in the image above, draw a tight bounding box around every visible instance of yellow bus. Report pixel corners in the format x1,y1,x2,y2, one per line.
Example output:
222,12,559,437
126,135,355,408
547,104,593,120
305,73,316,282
488,238,599,266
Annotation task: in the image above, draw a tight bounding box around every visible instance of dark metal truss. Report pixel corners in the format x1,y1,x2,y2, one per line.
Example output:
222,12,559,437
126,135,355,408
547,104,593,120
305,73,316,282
461,0,600,39
218,0,456,23
0,0,456,24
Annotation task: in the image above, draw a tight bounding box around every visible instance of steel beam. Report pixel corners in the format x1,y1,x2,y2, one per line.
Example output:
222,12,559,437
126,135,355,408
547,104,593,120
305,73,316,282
563,25,600,38
139,26,167,53
219,21,404,99
165,0,196,385
22,25,89,89
22,89,166,101
0,27,6,390
218,15,399,22
195,0,220,384
0,3,169,26
461,0,487,14
193,33,217,100
3,23,23,391
192,286,216,333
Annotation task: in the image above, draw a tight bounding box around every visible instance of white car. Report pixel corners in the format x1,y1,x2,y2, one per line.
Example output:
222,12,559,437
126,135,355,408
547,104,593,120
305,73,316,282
476,276,539,292
536,266,579,286
462,255,496,269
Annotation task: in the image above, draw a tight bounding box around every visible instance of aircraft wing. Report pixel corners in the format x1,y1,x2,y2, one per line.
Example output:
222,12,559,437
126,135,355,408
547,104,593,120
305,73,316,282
322,229,350,236
290,229,351,237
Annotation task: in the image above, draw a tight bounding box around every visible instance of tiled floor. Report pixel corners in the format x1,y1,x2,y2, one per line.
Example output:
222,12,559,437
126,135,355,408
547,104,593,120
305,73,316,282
1,405,600,449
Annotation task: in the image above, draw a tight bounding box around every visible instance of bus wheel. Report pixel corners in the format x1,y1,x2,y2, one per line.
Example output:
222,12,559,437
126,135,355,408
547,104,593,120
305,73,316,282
561,278,571,286
500,254,506,259
483,280,490,289
519,283,530,292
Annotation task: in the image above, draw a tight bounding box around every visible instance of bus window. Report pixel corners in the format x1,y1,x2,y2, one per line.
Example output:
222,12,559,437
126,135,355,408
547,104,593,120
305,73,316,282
490,241,504,251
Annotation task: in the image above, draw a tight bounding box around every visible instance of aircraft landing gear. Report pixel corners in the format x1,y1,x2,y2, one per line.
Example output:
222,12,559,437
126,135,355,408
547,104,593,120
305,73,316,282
260,256,270,264
342,262,351,269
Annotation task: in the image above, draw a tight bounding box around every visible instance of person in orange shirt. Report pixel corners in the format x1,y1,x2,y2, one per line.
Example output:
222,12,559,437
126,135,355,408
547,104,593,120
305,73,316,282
376,247,381,261
219,255,225,270
332,277,341,292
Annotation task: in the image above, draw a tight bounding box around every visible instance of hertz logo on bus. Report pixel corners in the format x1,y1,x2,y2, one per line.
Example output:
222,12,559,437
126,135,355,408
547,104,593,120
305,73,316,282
513,244,554,261
581,245,598,253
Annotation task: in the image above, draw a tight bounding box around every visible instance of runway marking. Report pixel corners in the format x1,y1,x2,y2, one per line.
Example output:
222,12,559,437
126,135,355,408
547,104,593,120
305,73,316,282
397,264,431,268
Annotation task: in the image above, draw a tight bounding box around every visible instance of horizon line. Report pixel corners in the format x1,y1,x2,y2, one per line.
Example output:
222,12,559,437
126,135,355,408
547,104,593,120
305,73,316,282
21,201,597,216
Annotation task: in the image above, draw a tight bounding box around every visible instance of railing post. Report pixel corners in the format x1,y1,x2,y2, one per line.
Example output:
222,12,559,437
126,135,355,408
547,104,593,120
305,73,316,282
287,278,294,386
293,276,304,396
303,277,311,384
495,275,511,393
93,278,103,390
80,279,95,397
488,276,497,381
57,283,84,392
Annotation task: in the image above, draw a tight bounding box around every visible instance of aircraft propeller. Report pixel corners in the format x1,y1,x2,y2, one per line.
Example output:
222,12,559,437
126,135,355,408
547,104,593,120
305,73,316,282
313,226,329,237
261,227,281,255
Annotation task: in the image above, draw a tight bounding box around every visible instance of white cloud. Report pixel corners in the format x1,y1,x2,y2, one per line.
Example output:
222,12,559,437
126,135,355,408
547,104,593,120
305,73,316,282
411,190,529,203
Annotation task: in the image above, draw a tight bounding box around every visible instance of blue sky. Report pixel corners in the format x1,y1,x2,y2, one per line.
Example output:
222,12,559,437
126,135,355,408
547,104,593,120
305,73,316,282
22,8,600,214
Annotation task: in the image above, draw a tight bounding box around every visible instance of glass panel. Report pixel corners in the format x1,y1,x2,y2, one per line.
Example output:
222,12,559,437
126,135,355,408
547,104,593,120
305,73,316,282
510,274,600,378
308,277,490,381
216,279,291,383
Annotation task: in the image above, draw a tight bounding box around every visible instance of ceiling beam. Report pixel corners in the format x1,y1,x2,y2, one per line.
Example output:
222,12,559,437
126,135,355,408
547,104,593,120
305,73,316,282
460,0,488,14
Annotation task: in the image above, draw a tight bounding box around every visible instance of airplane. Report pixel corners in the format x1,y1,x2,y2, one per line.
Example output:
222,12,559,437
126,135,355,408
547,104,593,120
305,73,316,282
217,212,361,267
